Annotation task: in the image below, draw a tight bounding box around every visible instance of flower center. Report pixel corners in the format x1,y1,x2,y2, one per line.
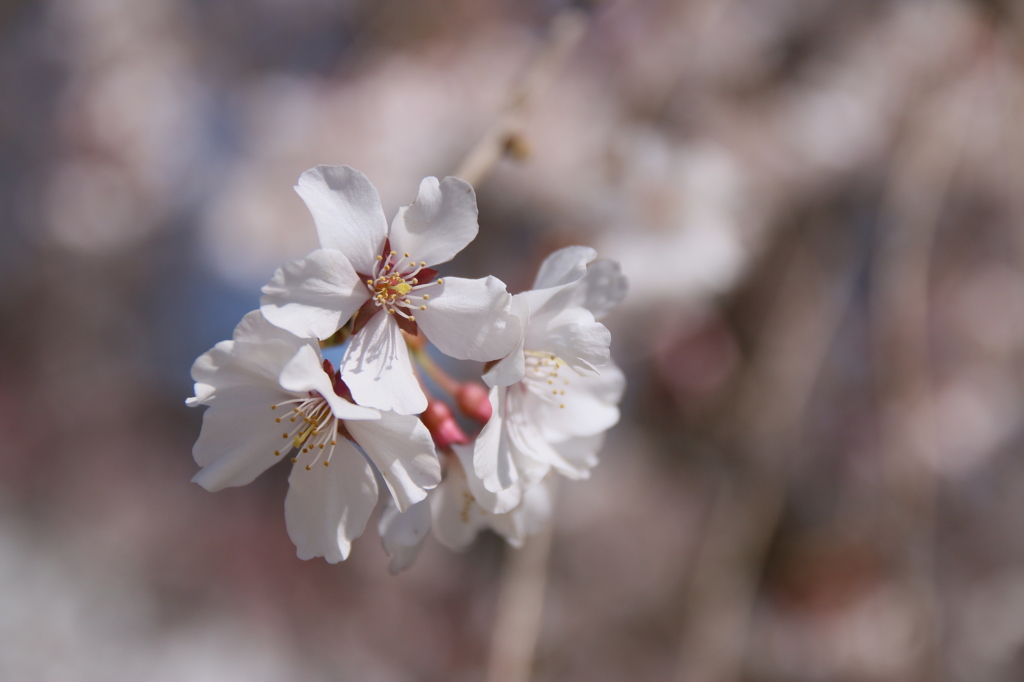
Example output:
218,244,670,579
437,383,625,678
524,350,570,409
268,361,353,471
365,250,442,322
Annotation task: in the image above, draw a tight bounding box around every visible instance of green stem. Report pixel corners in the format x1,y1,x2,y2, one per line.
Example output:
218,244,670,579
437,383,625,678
411,346,460,396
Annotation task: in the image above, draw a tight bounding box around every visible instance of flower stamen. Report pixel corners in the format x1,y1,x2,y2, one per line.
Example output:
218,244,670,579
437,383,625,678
270,391,347,469
364,248,440,321
524,350,573,408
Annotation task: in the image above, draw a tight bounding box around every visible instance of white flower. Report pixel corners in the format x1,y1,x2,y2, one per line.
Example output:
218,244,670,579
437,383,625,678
472,246,627,511
379,444,553,573
434,444,553,551
188,310,441,562
260,165,520,415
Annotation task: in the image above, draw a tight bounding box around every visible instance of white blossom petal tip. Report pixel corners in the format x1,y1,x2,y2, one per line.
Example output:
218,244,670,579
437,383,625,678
532,246,597,291
389,175,479,267
294,165,388,274
415,276,520,362
260,249,367,340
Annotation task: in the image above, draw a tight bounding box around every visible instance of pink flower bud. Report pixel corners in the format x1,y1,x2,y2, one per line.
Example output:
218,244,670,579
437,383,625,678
421,400,469,449
455,383,492,423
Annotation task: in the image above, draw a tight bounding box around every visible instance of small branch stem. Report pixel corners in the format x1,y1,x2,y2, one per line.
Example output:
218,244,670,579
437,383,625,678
460,9,589,682
411,347,461,396
453,8,588,186
485,490,557,682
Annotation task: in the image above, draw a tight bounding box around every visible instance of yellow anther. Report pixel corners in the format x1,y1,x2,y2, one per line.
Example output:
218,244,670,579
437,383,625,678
271,405,277,410
274,450,280,456
290,457,297,463
420,305,426,310
437,279,443,284
275,417,281,423
420,261,425,266
559,403,565,408
408,316,415,321
548,380,553,384
552,390,558,395
305,465,311,471
331,440,337,445
377,255,383,260
390,250,396,255
323,461,329,467
423,294,430,300
282,433,288,439
404,252,410,257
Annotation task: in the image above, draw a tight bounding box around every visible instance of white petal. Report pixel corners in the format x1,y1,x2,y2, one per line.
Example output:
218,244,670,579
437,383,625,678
295,165,388,274
532,246,597,290
261,249,368,340
379,498,431,574
285,440,378,563
231,309,305,345
453,442,522,515
473,385,519,494
525,306,610,377
189,310,306,407
341,312,427,415
574,259,628,320
530,362,624,440
346,411,440,512
388,176,478,266
521,245,598,316
496,477,555,547
188,340,235,407
528,257,629,321
433,449,552,550
384,541,424,575
429,457,487,551
191,385,292,491
482,295,528,388
278,345,381,421
415,276,520,362
505,388,583,480
549,433,606,474
188,336,302,407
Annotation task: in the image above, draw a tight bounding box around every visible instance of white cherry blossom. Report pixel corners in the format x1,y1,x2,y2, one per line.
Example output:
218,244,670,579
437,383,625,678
188,310,441,563
379,444,554,573
473,247,628,510
260,165,520,415
433,444,553,551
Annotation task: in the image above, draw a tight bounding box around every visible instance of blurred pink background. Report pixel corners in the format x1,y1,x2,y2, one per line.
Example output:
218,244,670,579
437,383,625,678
2,0,1024,680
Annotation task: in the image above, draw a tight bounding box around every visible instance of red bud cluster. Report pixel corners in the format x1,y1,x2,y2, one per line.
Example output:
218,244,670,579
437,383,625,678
421,400,469,449
455,383,491,423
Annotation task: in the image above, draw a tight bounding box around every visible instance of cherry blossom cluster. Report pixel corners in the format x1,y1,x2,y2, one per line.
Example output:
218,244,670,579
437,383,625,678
188,165,626,572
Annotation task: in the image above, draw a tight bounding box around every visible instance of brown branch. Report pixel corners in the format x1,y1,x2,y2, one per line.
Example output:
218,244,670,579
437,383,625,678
454,8,588,187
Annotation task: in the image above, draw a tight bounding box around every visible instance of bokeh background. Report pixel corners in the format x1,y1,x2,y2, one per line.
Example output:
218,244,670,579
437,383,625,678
3,0,1024,680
